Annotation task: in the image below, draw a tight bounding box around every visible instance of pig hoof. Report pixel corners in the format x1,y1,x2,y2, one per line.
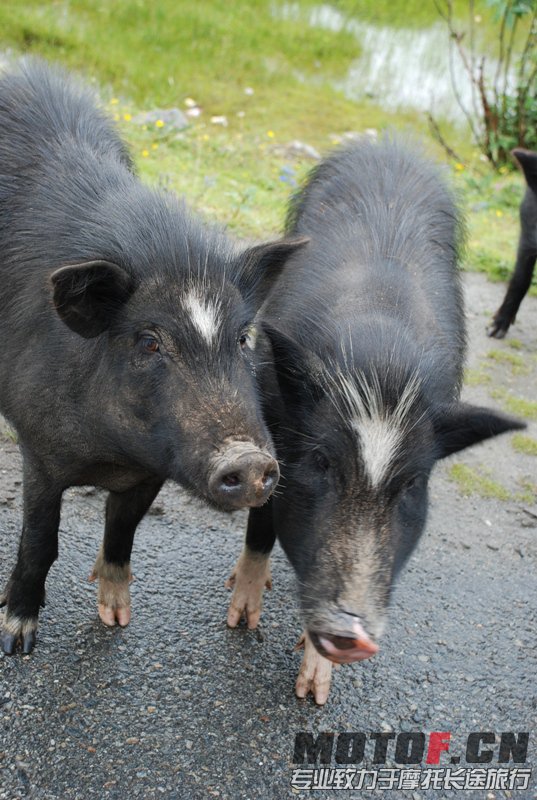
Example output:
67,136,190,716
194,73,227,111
487,322,508,339
22,630,36,654
1,632,17,655
294,631,334,705
90,577,131,627
97,601,131,627
487,311,515,338
90,551,132,628
1,616,38,655
225,550,271,630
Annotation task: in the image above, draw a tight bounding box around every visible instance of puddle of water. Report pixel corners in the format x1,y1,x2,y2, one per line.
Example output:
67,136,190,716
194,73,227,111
277,3,515,126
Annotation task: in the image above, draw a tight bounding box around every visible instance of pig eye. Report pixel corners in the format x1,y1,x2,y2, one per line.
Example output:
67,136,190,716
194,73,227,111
238,325,257,351
403,475,422,496
139,334,160,354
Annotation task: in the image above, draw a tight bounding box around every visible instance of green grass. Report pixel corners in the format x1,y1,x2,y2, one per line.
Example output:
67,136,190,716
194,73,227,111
0,1,359,106
303,0,527,38
0,0,458,237
491,388,537,421
0,0,535,267
460,168,537,293
463,366,492,387
0,424,18,443
447,463,511,501
516,479,537,504
507,338,523,350
485,349,531,375
512,434,537,457
448,461,535,503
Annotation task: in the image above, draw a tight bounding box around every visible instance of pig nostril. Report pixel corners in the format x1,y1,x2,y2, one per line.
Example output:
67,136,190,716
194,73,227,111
262,467,278,488
222,473,241,488
209,450,279,509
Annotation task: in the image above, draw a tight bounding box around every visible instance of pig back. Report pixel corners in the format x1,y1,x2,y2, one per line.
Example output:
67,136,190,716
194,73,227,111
267,137,466,399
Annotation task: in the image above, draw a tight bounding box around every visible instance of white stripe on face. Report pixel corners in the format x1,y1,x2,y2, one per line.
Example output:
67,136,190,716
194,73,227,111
336,371,421,488
354,415,403,488
183,290,221,345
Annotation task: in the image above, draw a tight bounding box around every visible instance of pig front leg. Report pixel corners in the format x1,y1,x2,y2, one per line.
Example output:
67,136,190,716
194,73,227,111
488,244,536,338
0,458,62,655
90,479,162,627
295,631,334,706
226,501,275,629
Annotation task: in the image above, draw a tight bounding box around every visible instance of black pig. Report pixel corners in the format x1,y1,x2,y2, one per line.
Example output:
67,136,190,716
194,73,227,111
226,138,524,704
0,61,306,654
488,148,537,338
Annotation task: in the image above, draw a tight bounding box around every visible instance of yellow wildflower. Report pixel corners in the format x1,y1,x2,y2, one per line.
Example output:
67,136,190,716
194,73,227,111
155,119,165,128
141,149,149,158
123,113,132,122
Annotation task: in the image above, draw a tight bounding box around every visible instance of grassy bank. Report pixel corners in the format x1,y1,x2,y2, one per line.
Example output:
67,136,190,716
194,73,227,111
0,0,534,295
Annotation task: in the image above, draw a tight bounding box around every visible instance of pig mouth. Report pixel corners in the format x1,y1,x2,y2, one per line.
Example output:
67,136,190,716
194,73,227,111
309,630,379,664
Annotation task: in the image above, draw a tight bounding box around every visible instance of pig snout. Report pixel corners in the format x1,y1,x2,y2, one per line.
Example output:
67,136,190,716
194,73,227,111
208,442,279,510
308,617,379,665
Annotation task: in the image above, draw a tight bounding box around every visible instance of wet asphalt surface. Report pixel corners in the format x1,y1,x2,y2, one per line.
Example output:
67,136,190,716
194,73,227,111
0,273,536,800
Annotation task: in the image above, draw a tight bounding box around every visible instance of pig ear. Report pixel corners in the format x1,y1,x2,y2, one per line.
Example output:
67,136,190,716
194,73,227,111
433,402,526,459
262,323,325,412
237,236,309,309
512,148,537,193
50,260,135,338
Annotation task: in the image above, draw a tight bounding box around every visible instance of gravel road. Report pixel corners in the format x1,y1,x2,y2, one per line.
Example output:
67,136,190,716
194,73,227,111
0,272,536,800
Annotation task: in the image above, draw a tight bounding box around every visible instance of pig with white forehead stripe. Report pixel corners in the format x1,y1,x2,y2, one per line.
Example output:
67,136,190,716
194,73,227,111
0,61,308,654
226,137,524,704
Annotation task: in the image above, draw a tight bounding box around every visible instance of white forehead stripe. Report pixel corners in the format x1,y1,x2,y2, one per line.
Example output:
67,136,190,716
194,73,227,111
355,416,403,488
337,371,421,488
183,291,221,345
